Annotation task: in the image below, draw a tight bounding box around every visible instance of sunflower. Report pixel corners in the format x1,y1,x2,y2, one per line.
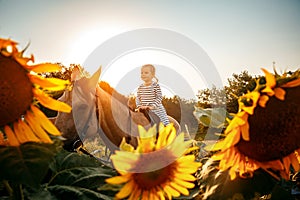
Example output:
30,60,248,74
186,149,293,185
0,38,71,146
106,123,201,200
208,68,300,180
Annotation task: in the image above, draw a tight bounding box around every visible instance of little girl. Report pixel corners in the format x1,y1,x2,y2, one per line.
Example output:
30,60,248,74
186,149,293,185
136,64,170,126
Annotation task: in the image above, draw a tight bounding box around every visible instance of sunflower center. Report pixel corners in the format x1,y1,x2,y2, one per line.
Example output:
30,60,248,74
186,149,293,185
237,87,300,161
0,54,33,126
132,149,177,189
133,163,176,190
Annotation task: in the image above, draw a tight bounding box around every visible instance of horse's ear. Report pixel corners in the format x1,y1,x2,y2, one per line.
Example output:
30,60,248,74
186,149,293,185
88,66,101,89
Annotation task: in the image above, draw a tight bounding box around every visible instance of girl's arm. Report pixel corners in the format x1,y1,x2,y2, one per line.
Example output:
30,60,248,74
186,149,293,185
152,83,163,107
136,87,141,108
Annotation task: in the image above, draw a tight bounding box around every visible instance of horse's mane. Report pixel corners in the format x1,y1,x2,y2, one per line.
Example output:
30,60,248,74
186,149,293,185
98,81,129,106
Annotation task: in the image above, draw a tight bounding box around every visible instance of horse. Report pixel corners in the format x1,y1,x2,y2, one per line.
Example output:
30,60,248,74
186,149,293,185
54,68,181,153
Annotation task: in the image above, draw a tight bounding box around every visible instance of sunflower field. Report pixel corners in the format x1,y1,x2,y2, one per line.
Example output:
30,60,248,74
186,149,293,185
0,38,299,200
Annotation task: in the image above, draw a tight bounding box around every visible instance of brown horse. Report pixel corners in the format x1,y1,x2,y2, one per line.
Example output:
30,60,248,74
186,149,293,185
55,68,180,152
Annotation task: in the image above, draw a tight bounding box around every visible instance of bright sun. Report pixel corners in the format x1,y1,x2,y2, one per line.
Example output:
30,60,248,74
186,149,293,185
66,30,211,99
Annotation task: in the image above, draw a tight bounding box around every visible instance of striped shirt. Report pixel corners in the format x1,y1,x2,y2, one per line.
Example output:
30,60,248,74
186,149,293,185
136,82,170,125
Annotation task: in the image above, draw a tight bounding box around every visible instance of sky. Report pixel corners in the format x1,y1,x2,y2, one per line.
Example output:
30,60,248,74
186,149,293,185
1,0,299,99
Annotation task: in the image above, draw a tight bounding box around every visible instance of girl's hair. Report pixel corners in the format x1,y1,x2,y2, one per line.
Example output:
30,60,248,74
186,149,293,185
142,64,159,82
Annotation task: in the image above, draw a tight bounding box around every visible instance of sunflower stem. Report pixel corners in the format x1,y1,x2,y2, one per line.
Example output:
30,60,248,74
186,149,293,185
3,180,13,197
11,183,24,200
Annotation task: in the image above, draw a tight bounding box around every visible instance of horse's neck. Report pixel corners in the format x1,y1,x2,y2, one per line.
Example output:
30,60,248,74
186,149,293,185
99,82,128,106
96,86,149,136
96,86,129,127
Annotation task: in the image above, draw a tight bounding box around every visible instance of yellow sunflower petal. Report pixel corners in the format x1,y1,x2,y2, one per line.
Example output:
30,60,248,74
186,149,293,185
128,187,142,200
225,112,247,134
290,153,300,171
33,88,71,113
0,38,17,47
4,125,20,146
119,137,135,152
258,95,269,107
25,112,52,143
26,63,61,73
262,68,276,88
157,189,166,200
184,146,199,155
165,126,177,146
111,152,139,171
170,134,191,157
274,87,286,100
240,122,250,141
173,172,196,182
177,153,195,161
163,185,172,200
283,156,291,175
13,121,29,143
261,86,275,96
163,185,180,198
18,120,40,143
158,124,174,146
282,77,300,88
170,182,189,196
138,125,147,138
114,150,140,161
142,189,150,200
173,178,195,189
14,53,34,65
177,160,202,171
106,173,131,184
176,166,199,174
260,160,284,171
29,74,70,90
149,188,157,200
229,165,238,180
218,151,230,169
30,105,61,136
208,127,240,151
115,180,135,199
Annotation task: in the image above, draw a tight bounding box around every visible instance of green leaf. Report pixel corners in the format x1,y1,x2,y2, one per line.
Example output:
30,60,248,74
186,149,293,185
47,185,112,200
24,150,117,199
48,150,116,188
25,187,57,200
193,107,228,128
0,142,58,188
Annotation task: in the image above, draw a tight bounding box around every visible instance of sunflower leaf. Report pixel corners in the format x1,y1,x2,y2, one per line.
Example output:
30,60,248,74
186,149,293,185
26,185,112,200
47,150,116,188
0,142,58,188
23,150,117,198
193,107,228,128
47,185,112,200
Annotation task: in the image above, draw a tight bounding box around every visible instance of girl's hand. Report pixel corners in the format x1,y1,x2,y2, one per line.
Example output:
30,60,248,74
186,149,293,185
136,105,154,111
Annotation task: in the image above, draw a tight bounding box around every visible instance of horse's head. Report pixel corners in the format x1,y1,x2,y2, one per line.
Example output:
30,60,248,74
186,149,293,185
55,68,101,151
72,68,101,141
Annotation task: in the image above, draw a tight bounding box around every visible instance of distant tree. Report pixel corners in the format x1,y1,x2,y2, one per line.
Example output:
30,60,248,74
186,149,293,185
196,71,254,113
196,86,226,109
224,70,254,113
194,71,255,140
